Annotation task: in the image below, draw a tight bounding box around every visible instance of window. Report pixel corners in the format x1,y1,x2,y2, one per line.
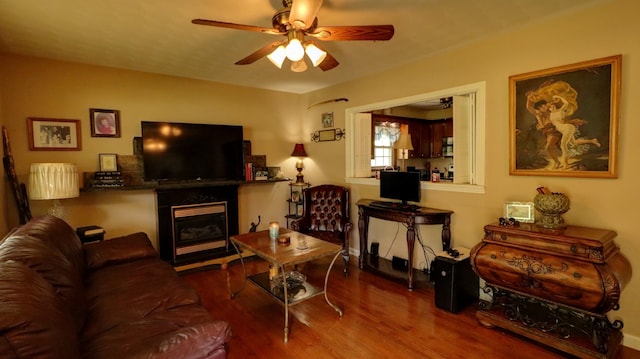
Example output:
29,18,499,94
345,82,486,194
371,122,400,168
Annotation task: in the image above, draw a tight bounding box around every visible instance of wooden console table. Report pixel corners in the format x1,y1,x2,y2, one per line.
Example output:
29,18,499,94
356,199,453,289
470,222,632,359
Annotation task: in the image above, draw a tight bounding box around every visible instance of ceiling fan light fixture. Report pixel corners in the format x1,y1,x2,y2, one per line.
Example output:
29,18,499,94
305,43,326,67
267,45,287,68
289,0,323,30
291,59,308,72
285,38,304,61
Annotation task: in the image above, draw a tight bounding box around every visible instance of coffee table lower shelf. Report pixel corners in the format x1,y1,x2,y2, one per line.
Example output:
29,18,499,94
248,272,324,306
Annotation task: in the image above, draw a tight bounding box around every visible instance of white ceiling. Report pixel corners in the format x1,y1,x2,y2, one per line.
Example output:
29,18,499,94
0,0,604,94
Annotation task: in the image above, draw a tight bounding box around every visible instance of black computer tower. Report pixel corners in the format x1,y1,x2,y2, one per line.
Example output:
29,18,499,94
432,248,479,313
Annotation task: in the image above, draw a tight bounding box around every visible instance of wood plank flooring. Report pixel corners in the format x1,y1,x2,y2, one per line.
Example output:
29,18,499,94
181,257,640,359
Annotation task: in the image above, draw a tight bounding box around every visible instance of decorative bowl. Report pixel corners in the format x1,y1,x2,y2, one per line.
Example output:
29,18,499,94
533,193,570,229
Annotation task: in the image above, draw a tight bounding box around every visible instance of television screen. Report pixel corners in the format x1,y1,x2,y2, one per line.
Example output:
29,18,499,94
141,121,244,182
379,171,422,204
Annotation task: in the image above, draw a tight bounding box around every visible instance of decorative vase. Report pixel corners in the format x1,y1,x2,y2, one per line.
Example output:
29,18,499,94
533,193,570,229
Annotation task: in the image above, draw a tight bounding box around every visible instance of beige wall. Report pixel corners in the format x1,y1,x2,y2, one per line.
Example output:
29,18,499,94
0,55,308,240
1,0,639,349
305,0,640,347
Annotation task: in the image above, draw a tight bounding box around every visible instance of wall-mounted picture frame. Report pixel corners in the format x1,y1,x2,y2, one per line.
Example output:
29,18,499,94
322,112,334,128
90,108,121,138
311,128,346,142
503,201,535,223
27,117,81,151
99,153,118,172
509,55,621,178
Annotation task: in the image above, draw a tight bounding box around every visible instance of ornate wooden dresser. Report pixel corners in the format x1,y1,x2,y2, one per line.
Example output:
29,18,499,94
470,222,632,359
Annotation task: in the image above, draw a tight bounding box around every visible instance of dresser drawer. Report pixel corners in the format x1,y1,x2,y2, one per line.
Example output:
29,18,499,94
470,242,628,314
483,223,618,263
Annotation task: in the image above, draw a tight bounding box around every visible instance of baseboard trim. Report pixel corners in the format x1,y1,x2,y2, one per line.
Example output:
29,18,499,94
623,333,640,351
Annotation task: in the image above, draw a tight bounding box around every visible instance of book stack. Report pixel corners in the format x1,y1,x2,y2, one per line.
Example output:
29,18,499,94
76,225,105,243
92,171,124,188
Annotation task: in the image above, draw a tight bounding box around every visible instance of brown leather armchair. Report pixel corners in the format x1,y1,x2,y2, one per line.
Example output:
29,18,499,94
290,184,352,275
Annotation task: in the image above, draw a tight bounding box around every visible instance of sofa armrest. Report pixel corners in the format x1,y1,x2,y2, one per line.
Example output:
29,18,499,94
151,321,231,359
84,232,157,271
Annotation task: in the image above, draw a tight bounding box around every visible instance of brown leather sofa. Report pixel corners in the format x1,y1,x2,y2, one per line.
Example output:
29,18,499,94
0,215,231,359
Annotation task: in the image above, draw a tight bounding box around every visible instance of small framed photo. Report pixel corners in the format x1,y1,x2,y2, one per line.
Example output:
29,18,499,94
27,117,81,151
322,112,334,128
99,153,118,172
90,108,121,137
291,191,301,203
504,201,535,223
296,204,304,217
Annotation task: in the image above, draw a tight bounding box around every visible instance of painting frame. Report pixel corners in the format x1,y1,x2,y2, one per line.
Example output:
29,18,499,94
503,201,535,223
90,108,121,138
27,117,82,151
99,153,118,172
509,55,621,178
322,112,334,128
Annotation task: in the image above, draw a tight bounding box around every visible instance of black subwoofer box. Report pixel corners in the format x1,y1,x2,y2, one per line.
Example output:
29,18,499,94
432,249,479,313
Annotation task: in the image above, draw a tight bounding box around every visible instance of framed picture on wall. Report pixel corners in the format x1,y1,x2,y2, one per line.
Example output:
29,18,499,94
322,112,334,128
509,55,621,178
27,117,82,150
90,108,121,137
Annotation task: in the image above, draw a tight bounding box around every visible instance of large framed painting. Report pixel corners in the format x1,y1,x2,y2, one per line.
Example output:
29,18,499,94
509,55,621,178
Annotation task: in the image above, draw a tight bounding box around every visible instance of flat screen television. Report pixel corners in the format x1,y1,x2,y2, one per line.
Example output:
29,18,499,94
141,121,244,182
379,171,422,205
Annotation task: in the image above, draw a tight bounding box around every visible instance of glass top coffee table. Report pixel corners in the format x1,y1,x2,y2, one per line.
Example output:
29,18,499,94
229,228,343,343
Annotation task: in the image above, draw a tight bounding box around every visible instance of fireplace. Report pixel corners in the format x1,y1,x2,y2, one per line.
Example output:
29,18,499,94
156,185,239,266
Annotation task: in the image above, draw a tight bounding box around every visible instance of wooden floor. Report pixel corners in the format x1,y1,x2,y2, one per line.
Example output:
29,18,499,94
181,257,640,359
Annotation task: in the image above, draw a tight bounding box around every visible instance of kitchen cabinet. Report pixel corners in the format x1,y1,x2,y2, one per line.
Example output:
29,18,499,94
429,118,453,158
408,119,430,158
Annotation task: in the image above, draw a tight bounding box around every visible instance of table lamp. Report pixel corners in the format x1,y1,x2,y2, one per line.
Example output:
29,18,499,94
28,163,79,219
393,133,414,171
290,143,308,183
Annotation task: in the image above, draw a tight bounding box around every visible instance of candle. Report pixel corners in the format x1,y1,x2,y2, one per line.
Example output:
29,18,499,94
269,222,279,240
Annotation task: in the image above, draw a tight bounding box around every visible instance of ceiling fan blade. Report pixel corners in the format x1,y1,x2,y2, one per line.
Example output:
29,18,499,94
307,41,338,71
318,51,339,71
235,41,285,65
308,25,394,41
192,19,284,35
289,0,323,30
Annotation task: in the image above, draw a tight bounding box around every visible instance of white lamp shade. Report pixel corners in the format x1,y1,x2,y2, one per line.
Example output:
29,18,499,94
267,45,286,68
393,133,414,151
28,163,79,200
305,43,327,67
285,38,305,61
291,59,308,72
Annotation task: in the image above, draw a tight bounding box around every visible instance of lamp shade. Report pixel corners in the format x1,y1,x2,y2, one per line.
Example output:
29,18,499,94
305,43,327,67
393,133,414,151
28,163,79,200
290,143,308,157
267,45,286,69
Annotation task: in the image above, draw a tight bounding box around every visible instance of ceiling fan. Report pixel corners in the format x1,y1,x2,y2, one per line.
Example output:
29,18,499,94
192,0,394,72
